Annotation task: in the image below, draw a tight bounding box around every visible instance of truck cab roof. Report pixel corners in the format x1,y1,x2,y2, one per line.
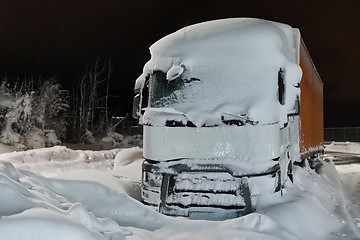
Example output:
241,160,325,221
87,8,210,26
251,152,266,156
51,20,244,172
136,18,302,127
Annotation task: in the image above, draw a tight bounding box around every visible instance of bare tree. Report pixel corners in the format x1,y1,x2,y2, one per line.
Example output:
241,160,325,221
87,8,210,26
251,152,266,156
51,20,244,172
69,58,113,143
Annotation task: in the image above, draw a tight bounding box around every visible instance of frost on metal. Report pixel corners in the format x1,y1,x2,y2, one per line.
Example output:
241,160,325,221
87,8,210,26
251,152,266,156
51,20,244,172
167,192,246,207
135,18,302,127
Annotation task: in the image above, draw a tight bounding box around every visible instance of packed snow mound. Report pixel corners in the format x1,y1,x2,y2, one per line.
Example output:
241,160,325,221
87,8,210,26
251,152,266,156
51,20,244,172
136,18,302,127
0,143,18,154
326,141,360,154
0,145,121,177
0,146,359,239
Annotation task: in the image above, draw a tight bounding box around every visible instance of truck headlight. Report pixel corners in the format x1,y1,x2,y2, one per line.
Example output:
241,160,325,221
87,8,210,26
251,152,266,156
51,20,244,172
143,171,163,188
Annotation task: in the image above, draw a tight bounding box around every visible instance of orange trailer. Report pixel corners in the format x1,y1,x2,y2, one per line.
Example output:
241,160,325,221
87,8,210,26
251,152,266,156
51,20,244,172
299,39,324,159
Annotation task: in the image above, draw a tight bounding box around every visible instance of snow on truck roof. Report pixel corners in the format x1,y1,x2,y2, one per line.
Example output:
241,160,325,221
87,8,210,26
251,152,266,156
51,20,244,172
136,18,302,127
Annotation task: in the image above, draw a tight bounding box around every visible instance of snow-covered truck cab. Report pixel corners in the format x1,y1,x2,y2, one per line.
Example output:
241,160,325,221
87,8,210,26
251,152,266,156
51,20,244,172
133,18,323,219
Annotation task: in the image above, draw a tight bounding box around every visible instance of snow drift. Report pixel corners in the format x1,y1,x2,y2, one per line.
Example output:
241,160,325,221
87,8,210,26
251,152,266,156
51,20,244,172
0,144,359,239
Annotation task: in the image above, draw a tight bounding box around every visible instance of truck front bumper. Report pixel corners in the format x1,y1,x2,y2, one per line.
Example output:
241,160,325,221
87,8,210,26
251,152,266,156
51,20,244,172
141,158,279,219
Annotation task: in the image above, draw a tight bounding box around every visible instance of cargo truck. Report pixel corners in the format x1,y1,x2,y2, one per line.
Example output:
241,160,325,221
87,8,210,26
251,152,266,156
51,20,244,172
133,18,323,219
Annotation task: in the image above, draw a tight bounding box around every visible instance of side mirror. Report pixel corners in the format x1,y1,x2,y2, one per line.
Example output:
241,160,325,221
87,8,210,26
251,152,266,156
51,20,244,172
278,68,285,105
132,93,140,119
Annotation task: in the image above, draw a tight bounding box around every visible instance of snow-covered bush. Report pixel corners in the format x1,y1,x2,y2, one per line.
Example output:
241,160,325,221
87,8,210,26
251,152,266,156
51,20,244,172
34,79,69,139
106,131,124,147
45,130,61,147
0,78,68,149
25,130,46,149
0,91,33,149
81,129,96,145
124,134,143,147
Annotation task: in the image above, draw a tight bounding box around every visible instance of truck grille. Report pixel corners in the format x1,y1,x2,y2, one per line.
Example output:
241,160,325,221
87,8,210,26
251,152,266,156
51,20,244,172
165,172,247,208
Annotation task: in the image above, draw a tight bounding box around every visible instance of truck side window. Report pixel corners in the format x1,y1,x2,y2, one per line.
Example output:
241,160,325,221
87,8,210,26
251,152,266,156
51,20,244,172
148,71,184,107
142,76,149,111
278,68,285,105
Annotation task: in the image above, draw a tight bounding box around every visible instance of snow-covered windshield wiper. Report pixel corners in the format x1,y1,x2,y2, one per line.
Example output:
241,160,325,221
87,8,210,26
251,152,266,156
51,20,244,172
221,111,258,125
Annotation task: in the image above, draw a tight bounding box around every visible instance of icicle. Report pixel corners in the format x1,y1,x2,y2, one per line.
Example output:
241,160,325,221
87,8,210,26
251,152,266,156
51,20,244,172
278,145,291,188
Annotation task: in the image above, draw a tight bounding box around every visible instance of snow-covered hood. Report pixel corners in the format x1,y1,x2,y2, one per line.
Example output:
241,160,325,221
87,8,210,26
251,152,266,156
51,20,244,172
136,18,302,127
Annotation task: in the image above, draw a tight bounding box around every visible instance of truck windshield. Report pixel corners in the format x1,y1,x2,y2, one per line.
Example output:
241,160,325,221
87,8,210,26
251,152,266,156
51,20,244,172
148,71,185,108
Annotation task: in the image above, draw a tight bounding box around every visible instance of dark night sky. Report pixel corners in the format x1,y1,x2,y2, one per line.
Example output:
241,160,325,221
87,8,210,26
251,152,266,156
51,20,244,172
0,0,359,127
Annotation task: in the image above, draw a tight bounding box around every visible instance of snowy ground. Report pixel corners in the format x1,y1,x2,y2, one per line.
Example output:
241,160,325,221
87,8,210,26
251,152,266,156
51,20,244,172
0,142,360,240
